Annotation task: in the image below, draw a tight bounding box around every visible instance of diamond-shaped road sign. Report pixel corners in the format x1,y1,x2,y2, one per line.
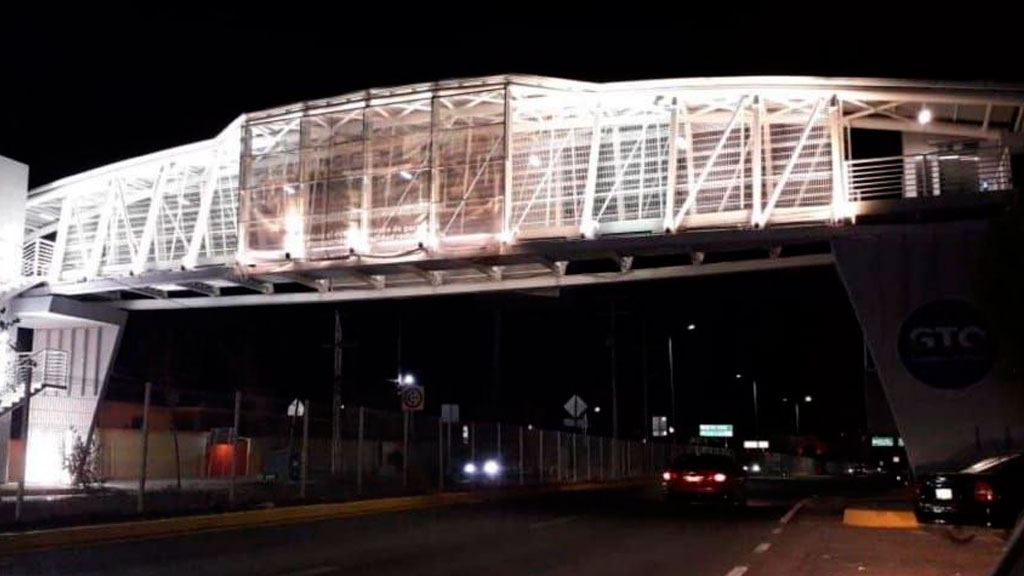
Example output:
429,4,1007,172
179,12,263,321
564,395,587,418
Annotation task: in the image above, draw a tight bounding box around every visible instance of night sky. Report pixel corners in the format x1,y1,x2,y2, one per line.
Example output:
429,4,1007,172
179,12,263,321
2,14,1022,441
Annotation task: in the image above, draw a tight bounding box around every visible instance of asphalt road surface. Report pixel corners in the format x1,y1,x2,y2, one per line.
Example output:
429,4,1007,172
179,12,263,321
0,480,871,576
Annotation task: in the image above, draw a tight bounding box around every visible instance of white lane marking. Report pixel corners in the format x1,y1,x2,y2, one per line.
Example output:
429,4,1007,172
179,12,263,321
724,566,748,576
279,567,335,576
779,498,810,525
753,542,772,554
529,514,582,530
771,527,783,535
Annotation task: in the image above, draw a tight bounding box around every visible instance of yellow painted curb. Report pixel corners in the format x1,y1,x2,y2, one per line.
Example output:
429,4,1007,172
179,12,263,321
0,492,477,556
0,479,653,555
843,508,920,529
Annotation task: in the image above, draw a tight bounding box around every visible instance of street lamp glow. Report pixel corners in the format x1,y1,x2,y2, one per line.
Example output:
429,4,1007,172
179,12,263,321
594,406,601,413
735,373,742,379
668,426,676,434
917,108,933,125
402,373,415,386
804,395,812,403
687,324,696,331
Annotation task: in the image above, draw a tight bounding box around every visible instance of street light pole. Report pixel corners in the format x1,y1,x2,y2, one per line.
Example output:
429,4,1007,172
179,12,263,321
667,335,676,455
753,380,759,438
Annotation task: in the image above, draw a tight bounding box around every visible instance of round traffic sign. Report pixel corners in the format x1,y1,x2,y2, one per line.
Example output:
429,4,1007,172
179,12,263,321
401,385,425,411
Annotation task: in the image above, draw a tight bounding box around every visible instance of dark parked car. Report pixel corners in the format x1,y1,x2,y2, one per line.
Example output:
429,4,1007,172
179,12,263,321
662,454,747,505
915,453,1024,527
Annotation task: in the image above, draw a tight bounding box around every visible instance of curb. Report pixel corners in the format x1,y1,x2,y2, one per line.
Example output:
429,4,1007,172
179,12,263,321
843,507,920,529
0,478,652,556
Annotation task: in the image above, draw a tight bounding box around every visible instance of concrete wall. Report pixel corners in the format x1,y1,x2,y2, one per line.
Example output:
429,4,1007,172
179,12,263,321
97,429,210,480
24,324,121,485
833,221,1024,473
0,156,27,282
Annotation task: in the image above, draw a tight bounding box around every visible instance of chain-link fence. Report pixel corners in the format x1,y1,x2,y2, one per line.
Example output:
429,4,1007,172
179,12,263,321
0,383,681,529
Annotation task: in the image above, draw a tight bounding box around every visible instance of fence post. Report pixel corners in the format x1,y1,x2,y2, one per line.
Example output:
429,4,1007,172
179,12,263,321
572,431,577,482
137,381,151,514
229,389,241,505
438,418,443,492
556,431,562,482
356,406,364,495
626,441,631,477
587,436,592,480
300,399,309,498
538,429,544,483
402,411,409,489
518,426,524,486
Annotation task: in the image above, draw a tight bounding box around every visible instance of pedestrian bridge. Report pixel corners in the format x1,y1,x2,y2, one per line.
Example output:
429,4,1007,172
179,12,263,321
9,75,1021,309
1,75,1023,484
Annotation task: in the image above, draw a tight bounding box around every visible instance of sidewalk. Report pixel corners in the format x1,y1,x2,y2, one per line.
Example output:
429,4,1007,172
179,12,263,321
752,495,1008,575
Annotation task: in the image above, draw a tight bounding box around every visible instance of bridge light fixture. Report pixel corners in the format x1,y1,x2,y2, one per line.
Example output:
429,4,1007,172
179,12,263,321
804,395,812,403
917,107,933,125
675,136,688,150
527,154,542,168
399,170,414,181
687,323,696,331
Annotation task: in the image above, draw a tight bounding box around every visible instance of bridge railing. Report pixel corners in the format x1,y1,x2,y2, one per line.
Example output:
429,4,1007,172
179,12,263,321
21,238,54,278
845,145,1012,201
0,349,70,414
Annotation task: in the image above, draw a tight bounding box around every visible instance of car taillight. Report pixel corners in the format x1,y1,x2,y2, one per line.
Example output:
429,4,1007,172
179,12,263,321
662,471,674,481
712,473,727,482
974,480,994,502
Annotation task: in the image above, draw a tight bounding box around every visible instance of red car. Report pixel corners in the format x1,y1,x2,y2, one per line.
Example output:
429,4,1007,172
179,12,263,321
662,454,747,505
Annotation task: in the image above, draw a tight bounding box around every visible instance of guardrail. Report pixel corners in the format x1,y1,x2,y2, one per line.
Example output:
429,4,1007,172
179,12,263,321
0,349,70,413
845,146,1012,201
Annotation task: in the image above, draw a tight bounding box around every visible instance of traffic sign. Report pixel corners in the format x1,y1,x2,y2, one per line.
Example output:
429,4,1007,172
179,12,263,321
441,403,459,423
563,415,589,429
564,395,587,418
652,416,668,437
401,385,425,412
871,436,894,447
699,424,733,438
287,398,305,417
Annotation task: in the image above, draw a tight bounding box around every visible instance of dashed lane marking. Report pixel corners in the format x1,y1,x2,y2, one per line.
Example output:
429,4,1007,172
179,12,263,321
779,498,810,525
753,542,772,554
724,566,748,576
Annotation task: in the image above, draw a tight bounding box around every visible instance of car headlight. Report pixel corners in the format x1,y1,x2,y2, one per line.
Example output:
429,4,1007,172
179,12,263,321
750,463,761,473
463,462,477,475
483,460,500,476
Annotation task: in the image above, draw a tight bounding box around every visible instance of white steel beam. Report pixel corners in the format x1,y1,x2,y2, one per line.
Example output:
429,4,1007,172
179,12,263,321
113,254,834,310
829,100,848,222
84,182,119,278
759,98,825,227
48,197,74,282
673,96,748,230
580,109,603,237
132,167,166,275
848,117,1000,140
751,97,763,226
664,101,680,231
184,162,220,269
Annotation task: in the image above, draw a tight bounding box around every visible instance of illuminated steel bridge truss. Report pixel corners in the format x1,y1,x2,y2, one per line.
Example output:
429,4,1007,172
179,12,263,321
17,76,1022,309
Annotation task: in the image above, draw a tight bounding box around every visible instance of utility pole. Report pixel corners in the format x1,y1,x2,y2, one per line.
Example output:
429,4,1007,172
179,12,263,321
332,310,343,476
752,380,759,438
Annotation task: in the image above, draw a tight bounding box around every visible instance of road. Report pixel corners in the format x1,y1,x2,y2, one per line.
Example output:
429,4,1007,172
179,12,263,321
3,478,1003,576
1,480,815,576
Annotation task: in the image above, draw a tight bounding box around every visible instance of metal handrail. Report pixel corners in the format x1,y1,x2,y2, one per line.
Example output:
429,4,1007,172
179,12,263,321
845,146,1012,201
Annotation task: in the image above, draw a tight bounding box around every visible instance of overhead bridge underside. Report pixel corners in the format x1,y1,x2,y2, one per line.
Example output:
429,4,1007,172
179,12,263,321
12,75,1023,309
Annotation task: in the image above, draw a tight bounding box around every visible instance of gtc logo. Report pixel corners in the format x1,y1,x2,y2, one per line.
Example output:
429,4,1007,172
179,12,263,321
898,300,996,390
